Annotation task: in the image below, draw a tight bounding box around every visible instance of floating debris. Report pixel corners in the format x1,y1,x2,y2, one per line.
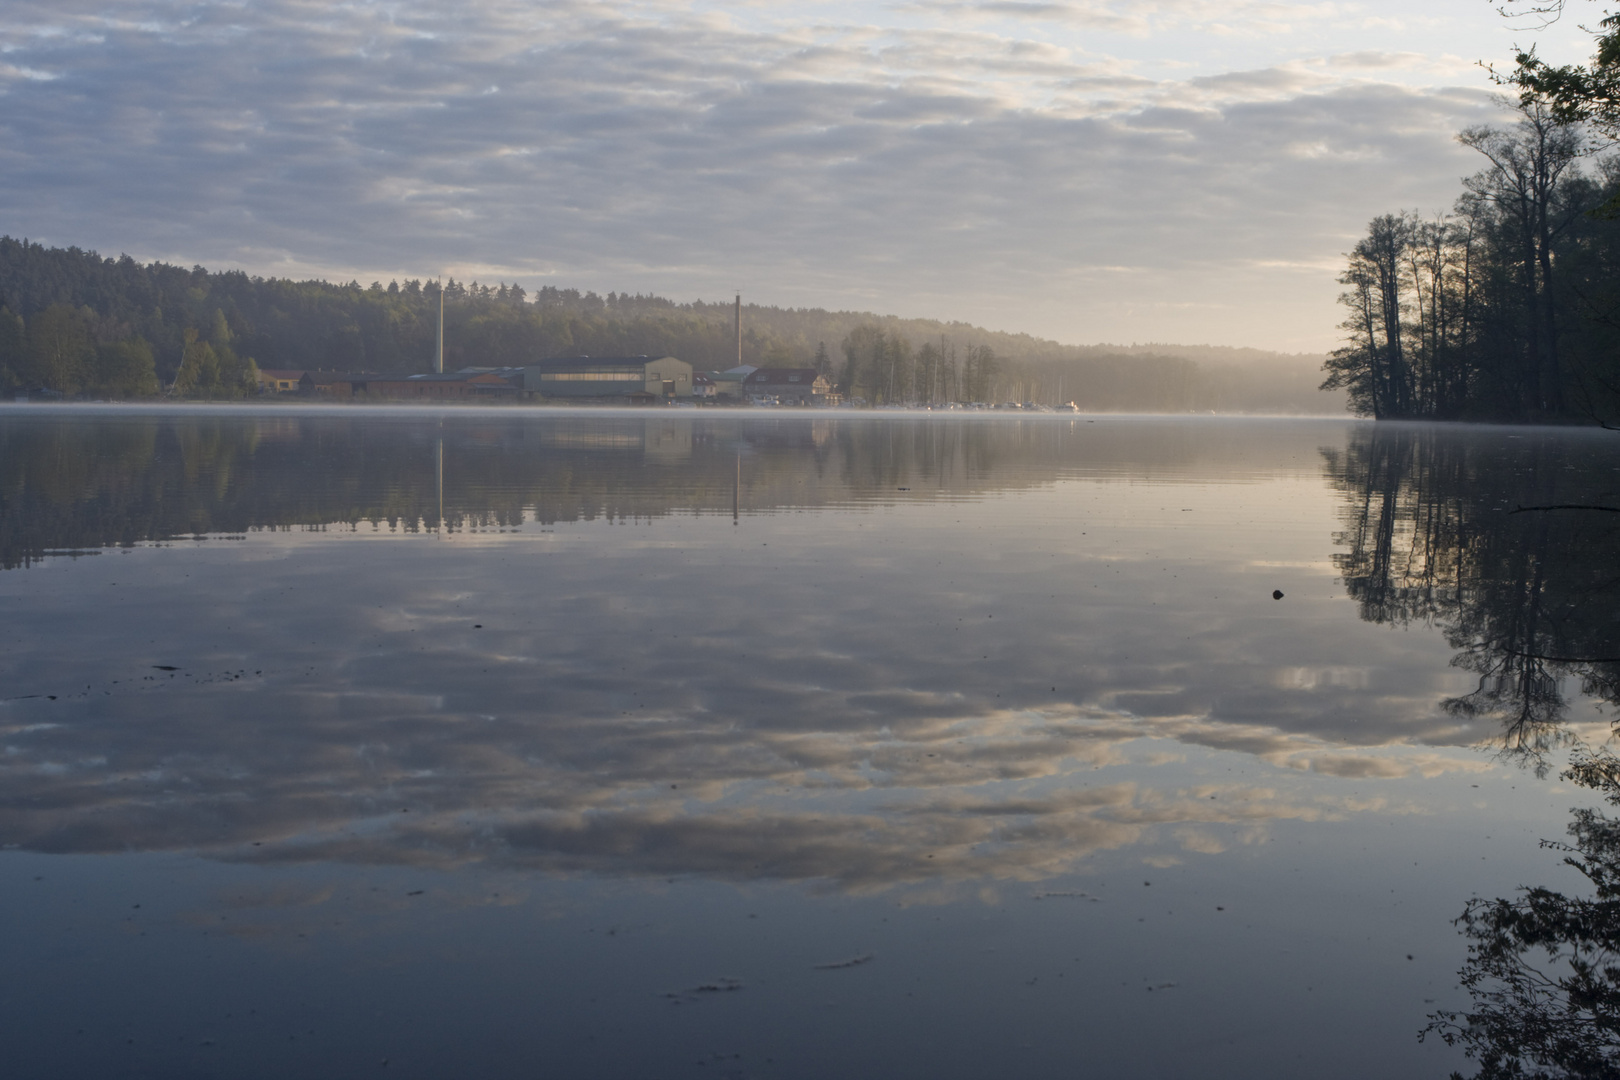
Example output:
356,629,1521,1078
1272,590,1284,600
691,978,743,994
662,976,744,1003
814,954,874,970
1032,891,1100,902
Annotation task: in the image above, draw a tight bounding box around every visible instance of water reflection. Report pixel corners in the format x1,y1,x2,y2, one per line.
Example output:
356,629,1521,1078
0,410,1614,894
1330,426,1620,1076
12,409,1620,1080
1424,751,1620,1079
0,411,1054,565
1323,424,1620,766
0,408,1338,567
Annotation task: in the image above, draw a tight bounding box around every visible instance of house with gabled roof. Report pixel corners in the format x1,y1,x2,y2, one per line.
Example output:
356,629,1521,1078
743,368,835,405
257,368,313,394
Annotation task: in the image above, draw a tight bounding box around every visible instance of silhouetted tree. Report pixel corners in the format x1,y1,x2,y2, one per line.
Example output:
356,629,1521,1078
1325,99,1616,423
1499,1,1620,147
1460,105,1584,415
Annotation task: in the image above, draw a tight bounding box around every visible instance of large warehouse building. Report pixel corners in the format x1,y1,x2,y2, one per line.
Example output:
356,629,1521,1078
524,356,692,400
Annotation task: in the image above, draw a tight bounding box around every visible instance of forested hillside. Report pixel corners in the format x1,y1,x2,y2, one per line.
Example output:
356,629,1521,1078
0,235,1339,411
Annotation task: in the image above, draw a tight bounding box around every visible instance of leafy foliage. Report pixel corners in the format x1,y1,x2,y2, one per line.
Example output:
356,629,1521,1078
1500,3,1620,146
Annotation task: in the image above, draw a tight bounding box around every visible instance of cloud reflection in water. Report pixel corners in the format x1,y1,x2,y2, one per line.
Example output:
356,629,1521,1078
1,411,1609,894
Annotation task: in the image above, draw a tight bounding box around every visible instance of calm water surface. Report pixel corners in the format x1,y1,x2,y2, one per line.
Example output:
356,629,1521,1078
2,406,1618,1079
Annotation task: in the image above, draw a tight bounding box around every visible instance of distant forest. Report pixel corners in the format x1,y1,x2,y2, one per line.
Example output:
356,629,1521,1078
0,235,1339,412
1325,100,1620,426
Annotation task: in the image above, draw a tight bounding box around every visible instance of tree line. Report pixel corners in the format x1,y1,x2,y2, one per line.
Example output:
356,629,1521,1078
0,234,1337,410
832,326,1003,404
1333,14,1620,1072
1324,74,1620,423
1,299,263,400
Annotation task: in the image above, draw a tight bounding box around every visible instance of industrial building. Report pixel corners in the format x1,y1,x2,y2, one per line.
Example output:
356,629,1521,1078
362,371,521,399
523,356,691,401
743,368,836,405
253,357,696,403
255,368,522,399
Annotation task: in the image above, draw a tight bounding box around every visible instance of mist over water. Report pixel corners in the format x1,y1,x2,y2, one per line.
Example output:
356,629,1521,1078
2,407,1617,1079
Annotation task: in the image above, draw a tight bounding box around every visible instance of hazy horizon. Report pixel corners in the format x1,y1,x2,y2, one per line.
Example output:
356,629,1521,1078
0,1,1595,353
4,235,1335,367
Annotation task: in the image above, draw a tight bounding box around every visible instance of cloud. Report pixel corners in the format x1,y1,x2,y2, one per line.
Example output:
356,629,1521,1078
907,2,1154,34
903,1,1354,37
1326,50,1430,70
0,1,1525,351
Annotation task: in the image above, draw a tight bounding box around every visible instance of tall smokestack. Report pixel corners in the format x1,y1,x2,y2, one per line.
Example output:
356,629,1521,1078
436,280,445,374
735,294,742,367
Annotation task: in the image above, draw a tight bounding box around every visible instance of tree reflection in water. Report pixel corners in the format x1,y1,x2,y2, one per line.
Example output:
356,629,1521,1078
1326,424,1620,1077
1323,424,1620,774
1422,752,1620,1080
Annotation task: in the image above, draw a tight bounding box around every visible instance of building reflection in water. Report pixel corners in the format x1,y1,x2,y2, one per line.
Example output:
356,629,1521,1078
8,408,1620,1077
1,409,1323,566
3,410,1465,887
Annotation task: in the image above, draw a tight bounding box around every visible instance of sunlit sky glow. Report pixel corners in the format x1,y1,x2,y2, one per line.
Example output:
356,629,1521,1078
0,1,1599,351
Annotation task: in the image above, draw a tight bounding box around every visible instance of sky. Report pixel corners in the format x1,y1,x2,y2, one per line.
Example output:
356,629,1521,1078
0,2,1602,352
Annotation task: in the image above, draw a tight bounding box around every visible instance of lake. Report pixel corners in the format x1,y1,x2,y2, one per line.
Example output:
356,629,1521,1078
3,406,1618,1079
